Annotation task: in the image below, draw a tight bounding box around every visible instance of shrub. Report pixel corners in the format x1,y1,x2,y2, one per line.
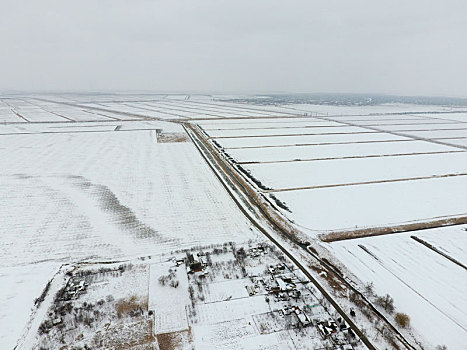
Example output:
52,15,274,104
363,282,374,297
395,313,410,328
375,294,395,314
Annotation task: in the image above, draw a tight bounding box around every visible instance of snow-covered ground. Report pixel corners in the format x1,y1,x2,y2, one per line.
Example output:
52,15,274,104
201,120,342,129
207,126,367,138
213,132,409,148
273,176,467,232
0,119,261,348
244,152,467,190
226,140,455,163
2,95,467,349
329,225,467,349
205,110,467,234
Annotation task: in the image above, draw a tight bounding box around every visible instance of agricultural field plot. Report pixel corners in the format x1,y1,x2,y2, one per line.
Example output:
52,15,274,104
8,108,65,123
213,133,409,149
271,176,467,231
99,102,185,120
152,100,285,118
405,112,467,123
0,120,262,349
200,119,340,129
126,102,199,119
320,114,458,123
1,99,67,122
441,137,467,148
342,118,460,125
0,98,132,123
329,225,467,350
207,126,369,138
412,225,467,265
185,99,300,117
239,152,467,190
0,120,180,136
82,102,157,117
225,140,457,164
145,101,256,119
38,106,115,122
397,129,467,139
142,100,290,120
0,101,23,122
0,122,119,135
175,102,275,118
370,123,467,132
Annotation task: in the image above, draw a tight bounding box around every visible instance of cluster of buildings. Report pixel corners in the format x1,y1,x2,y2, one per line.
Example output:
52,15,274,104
59,278,88,301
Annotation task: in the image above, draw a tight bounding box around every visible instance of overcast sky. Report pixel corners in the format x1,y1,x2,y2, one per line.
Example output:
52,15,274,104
1,0,466,96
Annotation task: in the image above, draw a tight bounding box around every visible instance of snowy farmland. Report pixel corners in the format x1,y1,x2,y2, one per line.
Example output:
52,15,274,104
195,99,467,348
329,225,467,350
2,94,467,349
202,109,467,234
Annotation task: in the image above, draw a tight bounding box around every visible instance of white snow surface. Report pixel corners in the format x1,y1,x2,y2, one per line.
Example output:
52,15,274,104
329,228,467,349
0,121,260,349
245,152,467,190
227,140,456,163
207,126,369,138
273,176,467,231
213,132,409,148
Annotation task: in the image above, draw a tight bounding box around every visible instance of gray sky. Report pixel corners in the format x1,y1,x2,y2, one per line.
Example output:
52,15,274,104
1,0,466,96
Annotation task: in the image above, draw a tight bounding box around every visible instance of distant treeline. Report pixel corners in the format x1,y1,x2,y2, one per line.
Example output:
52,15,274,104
221,93,467,107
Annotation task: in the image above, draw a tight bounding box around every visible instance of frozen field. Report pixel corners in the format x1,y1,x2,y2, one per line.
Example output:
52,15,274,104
226,140,457,163
329,225,467,349
205,109,467,233
0,119,261,348
207,125,368,138
413,225,467,264
213,132,409,148
201,119,343,129
244,152,467,190
273,176,467,231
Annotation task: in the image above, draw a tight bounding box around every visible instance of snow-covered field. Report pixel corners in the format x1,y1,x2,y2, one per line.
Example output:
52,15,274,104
201,119,342,129
273,176,467,231
226,140,456,163
213,132,409,148
196,100,467,348
207,125,368,138
205,109,467,233
2,95,467,349
243,152,467,190
329,225,467,349
0,119,261,348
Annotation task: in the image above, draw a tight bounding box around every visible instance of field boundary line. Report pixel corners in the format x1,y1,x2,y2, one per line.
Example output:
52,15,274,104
320,216,467,242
